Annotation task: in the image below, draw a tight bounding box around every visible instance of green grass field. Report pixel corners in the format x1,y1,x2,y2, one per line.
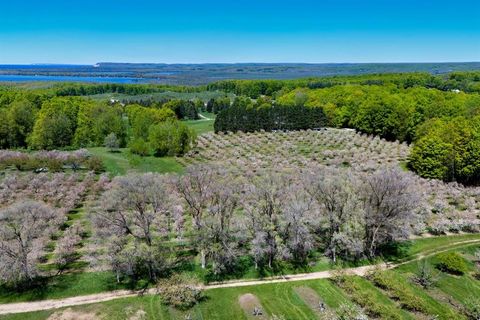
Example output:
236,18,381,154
87,114,214,175
88,147,184,176
0,272,130,304
0,279,352,320
183,112,216,135
1,235,479,320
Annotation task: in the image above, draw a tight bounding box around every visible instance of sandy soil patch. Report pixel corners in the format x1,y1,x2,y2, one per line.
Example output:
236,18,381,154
294,286,327,315
47,308,99,320
238,293,268,319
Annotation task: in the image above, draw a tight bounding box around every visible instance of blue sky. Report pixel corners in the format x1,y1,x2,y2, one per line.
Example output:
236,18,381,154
1,0,479,64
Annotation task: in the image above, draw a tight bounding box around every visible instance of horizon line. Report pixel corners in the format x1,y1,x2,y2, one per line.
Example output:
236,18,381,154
1,61,480,66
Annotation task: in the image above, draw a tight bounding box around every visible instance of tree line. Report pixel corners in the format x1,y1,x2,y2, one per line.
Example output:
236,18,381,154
207,72,480,98
0,92,196,157
214,97,326,133
280,85,480,184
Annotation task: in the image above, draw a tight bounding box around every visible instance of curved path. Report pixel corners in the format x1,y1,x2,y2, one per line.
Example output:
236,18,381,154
1,238,479,315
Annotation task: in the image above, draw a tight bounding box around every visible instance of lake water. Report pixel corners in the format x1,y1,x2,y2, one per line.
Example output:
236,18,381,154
0,74,150,84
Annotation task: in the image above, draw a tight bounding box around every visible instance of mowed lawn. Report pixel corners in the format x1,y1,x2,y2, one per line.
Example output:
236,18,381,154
88,147,184,176
87,116,214,175
183,119,214,136
0,279,351,320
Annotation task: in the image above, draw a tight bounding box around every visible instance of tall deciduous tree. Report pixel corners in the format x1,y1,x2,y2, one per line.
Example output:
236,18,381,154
92,173,176,281
361,168,420,258
0,201,63,286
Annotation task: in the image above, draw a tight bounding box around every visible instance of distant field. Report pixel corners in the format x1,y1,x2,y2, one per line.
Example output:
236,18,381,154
88,147,184,176
183,112,216,135
87,91,234,102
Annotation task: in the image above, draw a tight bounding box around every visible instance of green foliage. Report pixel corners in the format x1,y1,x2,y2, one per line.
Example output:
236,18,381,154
412,260,438,289
436,252,468,275
28,97,81,149
206,96,230,113
369,271,430,314
74,102,126,148
148,120,196,157
85,156,104,173
54,83,199,96
5,98,38,148
104,133,120,152
126,104,176,140
214,101,327,133
333,275,406,320
128,138,150,156
464,296,480,320
163,99,199,120
409,117,480,184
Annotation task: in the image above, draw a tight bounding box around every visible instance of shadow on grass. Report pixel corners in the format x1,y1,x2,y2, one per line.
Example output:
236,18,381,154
378,241,412,263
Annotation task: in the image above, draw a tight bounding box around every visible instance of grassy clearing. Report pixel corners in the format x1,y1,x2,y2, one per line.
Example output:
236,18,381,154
0,272,132,304
385,233,480,263
1,235,477,306
88,147,184,176
183,118,215,135
395,244,480,316
0,279,350,320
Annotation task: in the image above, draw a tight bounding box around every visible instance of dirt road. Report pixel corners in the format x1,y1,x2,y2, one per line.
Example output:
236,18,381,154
1,238,479,315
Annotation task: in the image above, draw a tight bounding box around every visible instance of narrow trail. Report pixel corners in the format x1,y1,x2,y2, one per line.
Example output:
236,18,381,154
1,238,479,315
198,113,212,121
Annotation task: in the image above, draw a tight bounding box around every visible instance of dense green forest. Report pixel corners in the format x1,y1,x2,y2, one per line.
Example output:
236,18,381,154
0,91,196,158
2,71,480,183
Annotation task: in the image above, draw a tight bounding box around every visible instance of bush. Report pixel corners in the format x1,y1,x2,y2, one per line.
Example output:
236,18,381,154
104,132,120,152
412,260,438,288
156,275,203,310
86,156,104,173
436,252,468,275
129,138,150,156
149,120,196,157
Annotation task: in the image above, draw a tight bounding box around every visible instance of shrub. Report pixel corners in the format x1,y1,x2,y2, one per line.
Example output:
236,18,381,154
85,156,104,173
149,120,196,157
156,275,203,310
104,132,120,152
412,260,438,288
436,252,468,275
129,138,150,156
336,303,368,320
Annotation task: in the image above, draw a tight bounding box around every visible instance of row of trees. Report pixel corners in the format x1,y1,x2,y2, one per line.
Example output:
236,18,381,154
214,98,327,133
207,72,480,98
54,83,200,97
92,165,420,281
0,172,109,286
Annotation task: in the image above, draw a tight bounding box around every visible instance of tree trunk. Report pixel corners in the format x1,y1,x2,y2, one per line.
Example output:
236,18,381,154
201,249,206,269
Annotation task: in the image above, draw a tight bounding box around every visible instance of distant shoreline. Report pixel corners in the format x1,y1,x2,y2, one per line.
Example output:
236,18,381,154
1,62,479,85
